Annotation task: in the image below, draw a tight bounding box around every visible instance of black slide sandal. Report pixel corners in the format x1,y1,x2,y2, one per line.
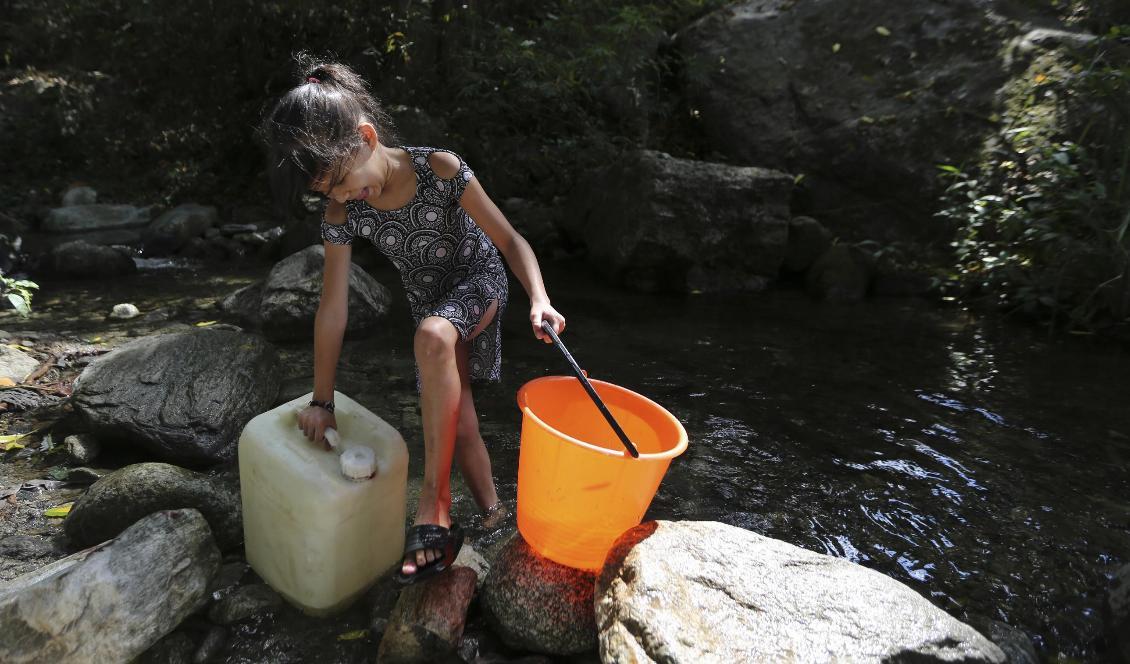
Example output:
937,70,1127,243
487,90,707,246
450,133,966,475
395,523,465,585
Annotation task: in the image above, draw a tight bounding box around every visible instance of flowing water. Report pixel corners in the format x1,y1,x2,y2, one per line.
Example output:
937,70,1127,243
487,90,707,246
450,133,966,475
11,256,1130,661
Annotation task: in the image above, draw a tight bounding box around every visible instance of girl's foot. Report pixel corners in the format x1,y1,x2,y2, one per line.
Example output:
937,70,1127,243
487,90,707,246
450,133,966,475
482,501,510,530
401,523,448,577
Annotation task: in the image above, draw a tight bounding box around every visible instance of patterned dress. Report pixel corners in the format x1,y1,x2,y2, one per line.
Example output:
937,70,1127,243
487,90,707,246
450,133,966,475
321,146,509,382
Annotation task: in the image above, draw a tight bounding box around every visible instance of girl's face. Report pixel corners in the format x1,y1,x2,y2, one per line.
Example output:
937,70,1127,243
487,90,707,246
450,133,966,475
311,123,386,204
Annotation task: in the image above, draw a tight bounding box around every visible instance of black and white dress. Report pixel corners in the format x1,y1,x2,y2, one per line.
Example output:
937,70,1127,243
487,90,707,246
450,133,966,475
320,146,509,383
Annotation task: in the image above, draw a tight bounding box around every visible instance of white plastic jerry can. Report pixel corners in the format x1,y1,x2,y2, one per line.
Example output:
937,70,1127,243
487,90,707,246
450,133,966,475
238,391,408,616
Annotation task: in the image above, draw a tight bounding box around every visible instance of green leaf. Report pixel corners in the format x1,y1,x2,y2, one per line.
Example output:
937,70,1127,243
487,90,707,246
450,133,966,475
7,294,29,316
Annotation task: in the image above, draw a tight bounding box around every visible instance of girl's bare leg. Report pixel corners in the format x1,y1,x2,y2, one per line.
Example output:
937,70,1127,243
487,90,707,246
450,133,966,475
454,343,501,513
403,316,462,576
454,299,502,514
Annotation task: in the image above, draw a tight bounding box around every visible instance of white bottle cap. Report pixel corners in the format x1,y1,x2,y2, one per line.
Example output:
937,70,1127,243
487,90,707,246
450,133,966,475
323,428,341,451
340,445,377,481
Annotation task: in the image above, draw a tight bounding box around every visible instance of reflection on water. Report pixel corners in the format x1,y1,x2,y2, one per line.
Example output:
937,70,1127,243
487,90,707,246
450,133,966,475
17,258,1130,661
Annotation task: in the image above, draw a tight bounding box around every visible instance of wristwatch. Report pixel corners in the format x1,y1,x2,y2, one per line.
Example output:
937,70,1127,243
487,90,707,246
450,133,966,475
309,399,335,414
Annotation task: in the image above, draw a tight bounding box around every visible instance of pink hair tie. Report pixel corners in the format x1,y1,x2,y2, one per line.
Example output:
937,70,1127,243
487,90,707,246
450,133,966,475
307,76,320,84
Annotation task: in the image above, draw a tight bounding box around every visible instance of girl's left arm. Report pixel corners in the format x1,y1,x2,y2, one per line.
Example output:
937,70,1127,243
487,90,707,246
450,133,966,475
460,178,565,343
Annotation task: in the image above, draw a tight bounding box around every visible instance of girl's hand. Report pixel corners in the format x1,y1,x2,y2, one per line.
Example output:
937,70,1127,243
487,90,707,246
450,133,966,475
297,405,337,451
530,302,566,343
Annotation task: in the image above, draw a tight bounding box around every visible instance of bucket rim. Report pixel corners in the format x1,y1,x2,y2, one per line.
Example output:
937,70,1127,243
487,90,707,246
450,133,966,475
516,375,689,460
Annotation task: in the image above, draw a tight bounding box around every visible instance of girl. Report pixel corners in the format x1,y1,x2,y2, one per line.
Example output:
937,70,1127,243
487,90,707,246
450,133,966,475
260,57,565,585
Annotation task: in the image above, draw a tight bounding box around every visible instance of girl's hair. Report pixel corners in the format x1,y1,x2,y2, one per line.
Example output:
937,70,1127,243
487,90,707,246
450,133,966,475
258,53,396,217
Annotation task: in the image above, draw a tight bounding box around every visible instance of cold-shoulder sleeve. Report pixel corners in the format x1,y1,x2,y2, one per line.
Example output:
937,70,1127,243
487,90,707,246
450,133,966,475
320,202,356,245
435,149,475,201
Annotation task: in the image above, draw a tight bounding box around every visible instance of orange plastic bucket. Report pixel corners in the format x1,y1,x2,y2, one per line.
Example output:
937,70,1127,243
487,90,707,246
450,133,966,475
515,376,688,570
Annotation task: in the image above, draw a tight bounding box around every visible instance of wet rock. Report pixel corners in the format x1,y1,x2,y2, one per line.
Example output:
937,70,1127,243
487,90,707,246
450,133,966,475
220,245,392,341
194,625,228,664
482,532,597,655
453,542,490,591
48,240,137,278
136,630,195,664
220,223,258,236
71,329,280,465
64,462,243,550
377,566,477,664
1105,563,1130,664
0,509,220,664
982,620,1038,664
61,185,97,207
572,150,791,293
207,583,282,624
206,560,249,598
63,433,101,465
43,203,150,233
784,216,834,273
806,244,872,301
0,344,40,383
596,521,1004,663
109,302,141,319
143,204,218,256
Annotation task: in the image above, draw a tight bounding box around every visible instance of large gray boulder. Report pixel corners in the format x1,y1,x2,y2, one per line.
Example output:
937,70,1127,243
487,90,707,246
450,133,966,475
481,532,597,655
143,204,219,256
43,204,151,233
220,244,392,341
596,521,1005,663
48,240,137,278
676,0,1012,241
71,329,280,465
0,509,220,664
572,150,792,293
64,462,242,550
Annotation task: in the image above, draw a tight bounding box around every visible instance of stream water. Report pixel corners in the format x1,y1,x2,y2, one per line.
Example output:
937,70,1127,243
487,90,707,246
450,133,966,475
9,255,1130,662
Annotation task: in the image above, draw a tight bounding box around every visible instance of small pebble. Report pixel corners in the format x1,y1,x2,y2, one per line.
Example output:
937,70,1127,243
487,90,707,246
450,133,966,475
109,303,140,319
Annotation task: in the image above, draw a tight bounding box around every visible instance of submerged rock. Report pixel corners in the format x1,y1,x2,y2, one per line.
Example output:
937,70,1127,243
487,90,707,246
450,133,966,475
48,240,137,278
207,583,282,625
64,462,243,550
0,509,220,664
71,329,280,465
481,532,597,655
596,521,1004,663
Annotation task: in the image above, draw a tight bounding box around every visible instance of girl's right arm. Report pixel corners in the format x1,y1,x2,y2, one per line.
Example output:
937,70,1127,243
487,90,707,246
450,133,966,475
299,201,351,445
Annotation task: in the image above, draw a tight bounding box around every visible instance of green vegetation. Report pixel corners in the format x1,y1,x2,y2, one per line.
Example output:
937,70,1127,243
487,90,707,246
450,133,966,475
1,271,38,316
937,28,1130,333
0,1,724,210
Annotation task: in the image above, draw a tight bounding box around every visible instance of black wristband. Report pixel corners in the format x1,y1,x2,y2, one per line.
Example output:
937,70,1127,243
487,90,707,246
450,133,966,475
309,399,335,414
